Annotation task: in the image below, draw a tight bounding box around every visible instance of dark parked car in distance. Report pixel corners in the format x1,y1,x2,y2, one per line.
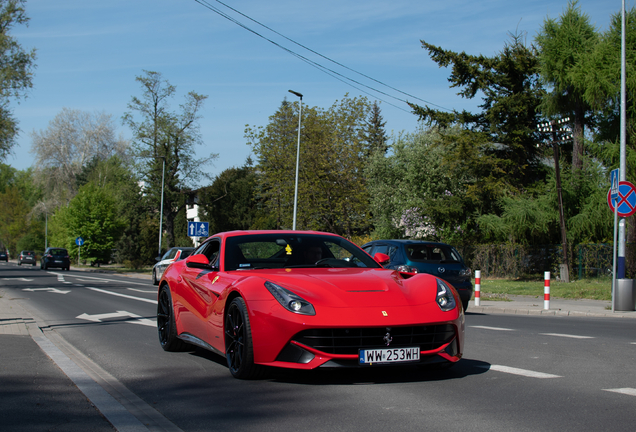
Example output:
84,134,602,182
362,240,473,311
0,250,7,262
18,251,36,266
41,247,70,271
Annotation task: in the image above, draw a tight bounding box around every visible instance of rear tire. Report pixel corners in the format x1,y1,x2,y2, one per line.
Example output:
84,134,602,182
224,297,264,379
157,284,188,351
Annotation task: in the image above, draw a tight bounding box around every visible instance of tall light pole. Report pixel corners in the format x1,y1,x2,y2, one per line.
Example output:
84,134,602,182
288,90,303,230
157,156,166,258
618,0,627,279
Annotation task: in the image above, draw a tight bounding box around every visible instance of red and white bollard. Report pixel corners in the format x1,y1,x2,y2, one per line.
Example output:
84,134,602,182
544,271,550,310
474,270,481,307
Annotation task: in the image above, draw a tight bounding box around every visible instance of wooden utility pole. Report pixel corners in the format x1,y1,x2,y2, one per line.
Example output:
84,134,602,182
539,119,572,283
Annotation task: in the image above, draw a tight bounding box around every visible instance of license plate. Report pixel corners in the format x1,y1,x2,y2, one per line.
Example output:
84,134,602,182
359,347,420,364
55,260,62,263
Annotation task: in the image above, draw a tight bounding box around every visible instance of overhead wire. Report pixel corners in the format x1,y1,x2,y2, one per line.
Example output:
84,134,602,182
193,0,452,113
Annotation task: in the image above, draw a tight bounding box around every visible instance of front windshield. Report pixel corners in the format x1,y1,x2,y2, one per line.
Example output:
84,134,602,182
224,233,381,271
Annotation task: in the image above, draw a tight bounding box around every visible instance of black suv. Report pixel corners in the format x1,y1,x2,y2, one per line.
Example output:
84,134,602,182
41,247,70,271
18,251,36,266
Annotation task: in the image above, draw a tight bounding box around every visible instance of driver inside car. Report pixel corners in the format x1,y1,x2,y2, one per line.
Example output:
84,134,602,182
303,245,323,264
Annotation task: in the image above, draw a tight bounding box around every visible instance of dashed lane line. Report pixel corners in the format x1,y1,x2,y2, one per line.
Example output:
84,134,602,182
479,364,562,379
540,333,595,339
470,325,515,331
86,287,157,304
604,388,636,397
47,272,150,287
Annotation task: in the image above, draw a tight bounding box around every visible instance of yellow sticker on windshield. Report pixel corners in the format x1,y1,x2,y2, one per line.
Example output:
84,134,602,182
285,244,292,255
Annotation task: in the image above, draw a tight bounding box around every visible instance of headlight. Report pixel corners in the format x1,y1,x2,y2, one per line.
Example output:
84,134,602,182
459,268,472,277
265,281,316,316
436,279,456,312
397,265,418,273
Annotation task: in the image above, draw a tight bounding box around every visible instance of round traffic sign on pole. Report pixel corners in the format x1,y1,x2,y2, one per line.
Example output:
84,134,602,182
75,236,85,246
607,181,636,217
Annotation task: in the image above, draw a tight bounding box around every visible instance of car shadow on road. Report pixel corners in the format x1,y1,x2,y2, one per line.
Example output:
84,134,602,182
188,346,491,385
266,358,491,385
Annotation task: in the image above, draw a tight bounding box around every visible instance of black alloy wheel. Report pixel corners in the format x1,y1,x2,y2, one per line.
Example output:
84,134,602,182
224,297,263,379
157,285,187,351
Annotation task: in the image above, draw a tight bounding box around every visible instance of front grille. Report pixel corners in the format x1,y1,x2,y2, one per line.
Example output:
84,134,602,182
293,324,456,355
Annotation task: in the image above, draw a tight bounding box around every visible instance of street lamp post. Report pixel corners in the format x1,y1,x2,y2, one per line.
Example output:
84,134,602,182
288,90,303,230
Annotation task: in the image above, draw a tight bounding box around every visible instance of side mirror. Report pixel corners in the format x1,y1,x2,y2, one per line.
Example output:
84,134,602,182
185,253,212,270
374,252,391,266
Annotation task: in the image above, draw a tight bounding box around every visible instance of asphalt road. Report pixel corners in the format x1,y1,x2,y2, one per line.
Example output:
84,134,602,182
2,263,636,431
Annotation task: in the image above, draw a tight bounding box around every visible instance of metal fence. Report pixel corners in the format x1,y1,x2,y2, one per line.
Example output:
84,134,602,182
455,243,634,280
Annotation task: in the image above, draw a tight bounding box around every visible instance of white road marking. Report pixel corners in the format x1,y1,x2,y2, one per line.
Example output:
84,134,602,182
48,272,150,286
127,288,157,294
540,333,594,339
2,277,35,281
480,364,562,379
86,287,157,304
604,388,636,397
22,287,71,294
470,325,515,331
76,310,155,327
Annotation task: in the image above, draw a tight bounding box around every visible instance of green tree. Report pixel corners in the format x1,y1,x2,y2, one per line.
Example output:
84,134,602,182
0,186,29,254
535,0,599,173
246,95,372,236
366,126,475,244
411,33,547,214
198,160,262,233
124,70,217,250
364,101,388,156
0,0,36,161
53,182,125,263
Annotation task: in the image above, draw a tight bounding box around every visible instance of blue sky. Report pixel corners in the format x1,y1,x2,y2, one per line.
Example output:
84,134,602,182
7,0,624,183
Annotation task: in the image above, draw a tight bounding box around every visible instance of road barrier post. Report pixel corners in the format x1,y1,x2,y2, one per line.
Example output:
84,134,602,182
544,271,550,310
474,270,481,306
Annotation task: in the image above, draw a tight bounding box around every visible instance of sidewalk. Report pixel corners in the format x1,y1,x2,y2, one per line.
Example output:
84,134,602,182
0,287,116,431
469,295,636,318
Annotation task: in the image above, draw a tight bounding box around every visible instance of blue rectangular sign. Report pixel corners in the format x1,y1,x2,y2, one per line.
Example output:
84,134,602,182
610,169,620,200
188,221,209,237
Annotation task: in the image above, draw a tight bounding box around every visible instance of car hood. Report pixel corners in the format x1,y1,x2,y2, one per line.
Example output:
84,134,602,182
237,268,439,309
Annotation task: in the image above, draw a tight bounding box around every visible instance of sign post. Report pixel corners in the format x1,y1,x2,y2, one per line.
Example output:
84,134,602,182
607,176,636,312
610,169,619,312
75,236,85,267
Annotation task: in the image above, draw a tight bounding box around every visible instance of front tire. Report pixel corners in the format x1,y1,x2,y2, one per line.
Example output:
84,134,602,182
224,297,263,379
157,284,187,351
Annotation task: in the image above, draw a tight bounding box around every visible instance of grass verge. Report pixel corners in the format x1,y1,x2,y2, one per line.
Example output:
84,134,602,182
476,277,612,301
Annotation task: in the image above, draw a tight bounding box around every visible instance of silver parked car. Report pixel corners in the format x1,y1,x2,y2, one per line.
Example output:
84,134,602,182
18,251,36,266
152,247,195,285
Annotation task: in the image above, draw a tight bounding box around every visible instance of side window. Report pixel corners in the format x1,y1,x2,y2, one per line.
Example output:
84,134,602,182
362,246,373,254
373,245,389,255
387,246,398,259
201,240,220,266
